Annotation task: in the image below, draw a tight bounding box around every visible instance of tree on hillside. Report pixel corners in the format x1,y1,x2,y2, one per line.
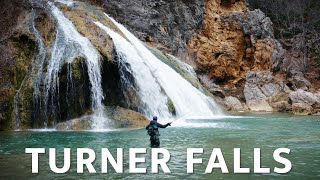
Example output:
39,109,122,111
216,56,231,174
247,0,320,72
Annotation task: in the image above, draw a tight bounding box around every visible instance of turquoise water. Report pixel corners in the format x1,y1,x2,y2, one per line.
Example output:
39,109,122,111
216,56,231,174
0,113,319,179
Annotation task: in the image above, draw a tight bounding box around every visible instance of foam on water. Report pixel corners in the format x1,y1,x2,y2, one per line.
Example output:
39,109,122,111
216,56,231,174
26,128,57,132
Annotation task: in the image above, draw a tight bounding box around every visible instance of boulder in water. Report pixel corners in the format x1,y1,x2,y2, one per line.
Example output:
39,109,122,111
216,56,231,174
55,117,93,130
224,96,246,111
55,106,149,130
292,103,313,115
271,101,291,112
111,106,149,128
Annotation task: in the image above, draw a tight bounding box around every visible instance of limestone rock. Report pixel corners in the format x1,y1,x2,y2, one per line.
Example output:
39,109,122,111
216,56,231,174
188,1,284,87
111,106,149,128
245,71,273,84
289,89,320,107
271,101,291,112
244,83,273,111
198,74,225,98
56,106,149,130
240,9,274,39
288,71,311,91
244,83,268,103
313,112,320,116
243,71,289,112
260,83,280,97
272,40,285,71
104,0,205,55
247,100,273,112
268,92,291,112
56,117,93,130
292,103,313,115
225,96,245,111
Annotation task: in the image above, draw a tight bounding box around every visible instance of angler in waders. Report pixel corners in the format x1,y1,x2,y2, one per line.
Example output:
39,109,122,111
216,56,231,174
145,116,171,147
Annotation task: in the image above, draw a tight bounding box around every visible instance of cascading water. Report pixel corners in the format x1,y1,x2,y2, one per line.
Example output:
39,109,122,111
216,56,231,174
14,2,223,130
30,10,48,125
42,3,106,128
94,22,171,118
14,9,48,129
99,14,223,118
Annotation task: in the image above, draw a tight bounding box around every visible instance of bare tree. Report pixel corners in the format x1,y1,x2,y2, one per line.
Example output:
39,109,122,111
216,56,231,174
247,0,320,73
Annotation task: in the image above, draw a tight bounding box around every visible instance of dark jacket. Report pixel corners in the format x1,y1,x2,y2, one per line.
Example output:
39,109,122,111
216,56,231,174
145,120,170,130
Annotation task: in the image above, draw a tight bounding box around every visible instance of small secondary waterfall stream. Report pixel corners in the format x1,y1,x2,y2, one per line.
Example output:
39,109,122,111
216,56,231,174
42,3,106,128
14,9,47,129
30,9,48,125
97,14,222,118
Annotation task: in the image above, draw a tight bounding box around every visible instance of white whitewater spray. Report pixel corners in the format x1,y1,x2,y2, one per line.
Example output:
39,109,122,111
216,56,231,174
45,3,106,128
102,14,223,118
94,22,171,118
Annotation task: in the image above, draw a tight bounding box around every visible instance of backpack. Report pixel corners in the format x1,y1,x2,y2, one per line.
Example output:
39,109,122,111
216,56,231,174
147,122,158,136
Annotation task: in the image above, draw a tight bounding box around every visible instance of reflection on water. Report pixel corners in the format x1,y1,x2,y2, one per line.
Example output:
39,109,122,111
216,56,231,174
0,113,319,179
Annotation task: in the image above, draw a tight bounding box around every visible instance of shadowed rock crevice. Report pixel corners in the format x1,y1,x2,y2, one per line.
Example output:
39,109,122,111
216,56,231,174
101,55,127,108
57,57,92,125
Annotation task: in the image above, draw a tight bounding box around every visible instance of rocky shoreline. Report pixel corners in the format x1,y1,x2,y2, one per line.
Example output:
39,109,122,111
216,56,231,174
223,71,320,115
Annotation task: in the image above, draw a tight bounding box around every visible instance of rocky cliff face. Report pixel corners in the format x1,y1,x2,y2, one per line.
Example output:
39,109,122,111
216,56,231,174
188,0,284,87
104,0,320,115
0,0,215,130
104,0,205,55
0,0,35,130
0,0,145,130
0,0,319,130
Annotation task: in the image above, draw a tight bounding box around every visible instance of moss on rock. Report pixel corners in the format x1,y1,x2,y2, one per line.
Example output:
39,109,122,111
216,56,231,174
146,45,208,92
7,34,36,129
71,57,84,81
35,10,57,47
12,35,35,88
167,99,176,115
58,1,127,63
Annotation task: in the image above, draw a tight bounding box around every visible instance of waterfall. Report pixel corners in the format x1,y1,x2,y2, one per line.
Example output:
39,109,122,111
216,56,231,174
98,14,223,118
14,9,48,129
43,3,106,128
30,10,48,125
94,22,171,118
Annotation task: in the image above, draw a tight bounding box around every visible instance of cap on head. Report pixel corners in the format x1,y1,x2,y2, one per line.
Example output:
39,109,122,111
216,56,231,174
153,116,157,121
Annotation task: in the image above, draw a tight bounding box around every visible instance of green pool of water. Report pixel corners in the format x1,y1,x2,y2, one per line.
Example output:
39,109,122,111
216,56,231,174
0,113,319,179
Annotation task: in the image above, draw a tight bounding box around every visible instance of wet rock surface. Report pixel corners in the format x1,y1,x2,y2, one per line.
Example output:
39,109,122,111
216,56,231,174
104,0,205,55
292,103,313,116
110,106,149,128
56,117,93,130
56,106,149,130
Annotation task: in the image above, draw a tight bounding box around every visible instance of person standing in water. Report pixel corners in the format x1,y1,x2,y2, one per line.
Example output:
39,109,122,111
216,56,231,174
146,116,171,147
